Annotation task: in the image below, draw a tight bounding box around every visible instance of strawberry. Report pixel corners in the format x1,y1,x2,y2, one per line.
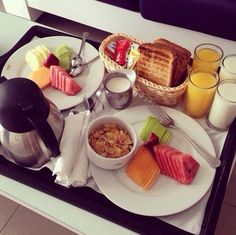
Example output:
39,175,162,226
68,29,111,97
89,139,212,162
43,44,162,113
44,53,59,68
143,132,159,152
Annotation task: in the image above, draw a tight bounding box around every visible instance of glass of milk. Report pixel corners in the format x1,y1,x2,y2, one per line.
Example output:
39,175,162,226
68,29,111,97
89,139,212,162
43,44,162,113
104,69,136,109
219,54,236,80
207,79,236,131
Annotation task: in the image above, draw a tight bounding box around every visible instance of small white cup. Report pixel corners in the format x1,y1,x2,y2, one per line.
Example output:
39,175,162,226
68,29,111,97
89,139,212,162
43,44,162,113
207,79,236,131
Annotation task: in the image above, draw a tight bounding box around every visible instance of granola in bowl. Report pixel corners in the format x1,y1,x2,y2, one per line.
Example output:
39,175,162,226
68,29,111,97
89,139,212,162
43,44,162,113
86,115,137,169
88,123,133,158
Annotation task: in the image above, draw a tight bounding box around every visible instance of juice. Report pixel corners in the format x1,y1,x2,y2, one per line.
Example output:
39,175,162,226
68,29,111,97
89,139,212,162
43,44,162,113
192,48,221,71
207,80,236,130
184,71,219,118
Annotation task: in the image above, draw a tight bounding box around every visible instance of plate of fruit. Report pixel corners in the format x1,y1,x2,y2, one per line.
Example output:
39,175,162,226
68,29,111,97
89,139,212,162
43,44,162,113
1,36,105,110
90,105,216,216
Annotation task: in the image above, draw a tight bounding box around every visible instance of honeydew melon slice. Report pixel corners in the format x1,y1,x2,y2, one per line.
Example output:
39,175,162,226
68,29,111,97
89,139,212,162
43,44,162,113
140,116,172,144
25,49,44,71
25,45,51,71
55,44,71,71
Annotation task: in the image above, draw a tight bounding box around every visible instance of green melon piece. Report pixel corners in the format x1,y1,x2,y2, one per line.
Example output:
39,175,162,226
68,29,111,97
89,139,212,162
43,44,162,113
55,44,71,57
55,44,71,71
58,56,71,72
161,130,172,144
140,116,172,144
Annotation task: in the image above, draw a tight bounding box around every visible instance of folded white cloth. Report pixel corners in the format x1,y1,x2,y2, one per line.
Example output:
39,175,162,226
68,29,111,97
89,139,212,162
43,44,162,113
52,110,91,187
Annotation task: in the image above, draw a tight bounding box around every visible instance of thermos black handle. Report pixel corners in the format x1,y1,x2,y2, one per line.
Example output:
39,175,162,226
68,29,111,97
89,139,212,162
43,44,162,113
19,99,60,157
0,76,7,84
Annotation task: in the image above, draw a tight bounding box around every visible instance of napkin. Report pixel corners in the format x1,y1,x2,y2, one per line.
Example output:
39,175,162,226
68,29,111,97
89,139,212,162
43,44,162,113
52,110,91,187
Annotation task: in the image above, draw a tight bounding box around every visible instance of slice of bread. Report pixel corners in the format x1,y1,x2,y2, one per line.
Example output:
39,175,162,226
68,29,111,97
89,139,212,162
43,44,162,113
136,43,178,87
154,38,191,62
154,38,191,86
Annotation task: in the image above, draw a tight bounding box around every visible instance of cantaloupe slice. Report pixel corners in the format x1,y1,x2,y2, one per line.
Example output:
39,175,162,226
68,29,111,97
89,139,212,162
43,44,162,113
126,145,161,190
29,66,51,89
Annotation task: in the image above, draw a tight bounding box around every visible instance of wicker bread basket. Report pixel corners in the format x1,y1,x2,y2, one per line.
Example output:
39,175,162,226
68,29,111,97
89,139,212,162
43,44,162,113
99,33,189,107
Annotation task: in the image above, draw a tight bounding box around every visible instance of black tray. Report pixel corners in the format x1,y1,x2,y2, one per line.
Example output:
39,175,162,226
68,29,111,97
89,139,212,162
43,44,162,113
0,25,236,235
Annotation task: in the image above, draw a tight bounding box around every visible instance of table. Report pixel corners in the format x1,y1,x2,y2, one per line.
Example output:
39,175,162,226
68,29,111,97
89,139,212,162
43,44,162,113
0,11,236,235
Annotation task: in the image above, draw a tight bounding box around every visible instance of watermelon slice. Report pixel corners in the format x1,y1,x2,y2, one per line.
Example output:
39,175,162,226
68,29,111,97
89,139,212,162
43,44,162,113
153,144,200,184
50,65,81,95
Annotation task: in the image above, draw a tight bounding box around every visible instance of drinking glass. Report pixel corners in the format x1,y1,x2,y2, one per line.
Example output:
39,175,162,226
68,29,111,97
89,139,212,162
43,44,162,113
207,79,236,131
219,54,236,80
183,68,219,118
192,43,224,72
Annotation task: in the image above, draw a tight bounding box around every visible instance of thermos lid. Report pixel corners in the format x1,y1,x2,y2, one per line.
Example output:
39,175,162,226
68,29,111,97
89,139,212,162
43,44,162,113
0,77,50,133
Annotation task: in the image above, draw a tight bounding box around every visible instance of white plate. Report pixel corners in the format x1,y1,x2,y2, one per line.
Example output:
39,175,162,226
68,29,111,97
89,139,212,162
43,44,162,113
90,105,216,216
1,36,105,111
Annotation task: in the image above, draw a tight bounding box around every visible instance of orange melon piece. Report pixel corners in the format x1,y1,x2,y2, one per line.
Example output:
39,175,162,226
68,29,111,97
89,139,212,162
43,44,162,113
29,66,51,89
126,145,161,190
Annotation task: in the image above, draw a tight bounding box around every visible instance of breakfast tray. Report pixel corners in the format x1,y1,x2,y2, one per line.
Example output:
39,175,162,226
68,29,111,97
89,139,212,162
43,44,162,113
0,25,236,235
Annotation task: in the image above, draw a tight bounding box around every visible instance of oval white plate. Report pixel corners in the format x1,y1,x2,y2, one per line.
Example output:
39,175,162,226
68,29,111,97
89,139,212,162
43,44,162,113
1,36,105,111
91,105,216,216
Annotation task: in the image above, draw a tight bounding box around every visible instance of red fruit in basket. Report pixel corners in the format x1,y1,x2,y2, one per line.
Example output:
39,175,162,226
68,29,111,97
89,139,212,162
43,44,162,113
153,144,200,184
44,53,59,68
50,65,81,95
143,132,159,152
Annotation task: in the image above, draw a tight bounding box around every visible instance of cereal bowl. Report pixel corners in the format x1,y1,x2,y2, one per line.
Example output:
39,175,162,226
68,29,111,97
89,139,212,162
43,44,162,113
86,115,138,169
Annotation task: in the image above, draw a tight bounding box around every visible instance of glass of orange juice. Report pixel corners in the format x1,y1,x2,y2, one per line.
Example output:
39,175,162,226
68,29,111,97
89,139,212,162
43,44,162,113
192,43,224,72
183,68,219,118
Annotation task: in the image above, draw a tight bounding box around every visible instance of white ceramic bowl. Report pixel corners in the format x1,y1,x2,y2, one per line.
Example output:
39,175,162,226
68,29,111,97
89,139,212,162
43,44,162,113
86,115,137,169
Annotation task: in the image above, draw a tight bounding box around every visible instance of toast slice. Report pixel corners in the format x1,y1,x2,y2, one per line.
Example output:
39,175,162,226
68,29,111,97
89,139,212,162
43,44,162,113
154,38,191,86
154,38,191,61
136,43,178,87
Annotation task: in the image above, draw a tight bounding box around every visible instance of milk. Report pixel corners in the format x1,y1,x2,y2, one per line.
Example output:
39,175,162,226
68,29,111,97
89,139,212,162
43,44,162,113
104,69,136,110
106,76,131,93
219,55,236,80
207,80,236,130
